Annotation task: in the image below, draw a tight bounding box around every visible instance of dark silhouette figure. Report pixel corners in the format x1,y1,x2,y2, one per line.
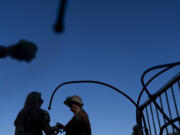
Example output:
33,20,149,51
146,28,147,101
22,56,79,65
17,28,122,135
132,125,143,135
14,92,59,135
56,95,91,135
54,0,68,33
0,40,37,62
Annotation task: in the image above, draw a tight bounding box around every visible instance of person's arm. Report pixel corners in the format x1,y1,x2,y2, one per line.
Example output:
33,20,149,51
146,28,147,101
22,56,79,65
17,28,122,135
41,110,59,135
63,116,76,133
43,124,57,135
64,110,91,132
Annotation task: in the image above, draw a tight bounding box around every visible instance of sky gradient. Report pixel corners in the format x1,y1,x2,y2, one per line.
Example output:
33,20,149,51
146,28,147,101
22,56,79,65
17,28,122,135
0,0,180,135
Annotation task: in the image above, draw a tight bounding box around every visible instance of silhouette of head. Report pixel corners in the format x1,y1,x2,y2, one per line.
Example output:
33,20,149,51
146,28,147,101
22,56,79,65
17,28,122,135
24,91,44,110
64,95,84,107
64,95,84,113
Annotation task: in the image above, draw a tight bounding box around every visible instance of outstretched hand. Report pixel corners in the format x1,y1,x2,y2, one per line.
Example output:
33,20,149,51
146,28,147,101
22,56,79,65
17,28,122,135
51,126,60,135
52,123,64,135
56,122,65,130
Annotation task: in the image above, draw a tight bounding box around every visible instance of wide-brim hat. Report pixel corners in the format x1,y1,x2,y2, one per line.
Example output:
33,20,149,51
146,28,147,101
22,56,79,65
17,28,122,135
64,95,84,107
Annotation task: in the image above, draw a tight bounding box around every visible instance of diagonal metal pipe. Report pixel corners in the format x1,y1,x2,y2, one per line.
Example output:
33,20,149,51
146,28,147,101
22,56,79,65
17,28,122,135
54,0,68,33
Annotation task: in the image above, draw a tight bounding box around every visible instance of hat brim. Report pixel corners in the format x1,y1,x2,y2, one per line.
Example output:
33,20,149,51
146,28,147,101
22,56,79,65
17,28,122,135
64,100,83,107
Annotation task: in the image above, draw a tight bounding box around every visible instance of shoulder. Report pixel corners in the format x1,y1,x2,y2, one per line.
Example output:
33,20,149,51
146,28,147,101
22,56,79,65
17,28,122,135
39,109,50,122
76,110,89,120
40,109,50,115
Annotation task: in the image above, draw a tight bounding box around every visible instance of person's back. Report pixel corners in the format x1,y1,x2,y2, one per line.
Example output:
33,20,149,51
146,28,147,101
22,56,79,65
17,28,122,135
14,92,59,135
15,108,51,135
65,109,91,135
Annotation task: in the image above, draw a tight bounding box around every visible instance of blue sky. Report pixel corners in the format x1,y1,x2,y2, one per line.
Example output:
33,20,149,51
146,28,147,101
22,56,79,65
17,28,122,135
0,0,180,135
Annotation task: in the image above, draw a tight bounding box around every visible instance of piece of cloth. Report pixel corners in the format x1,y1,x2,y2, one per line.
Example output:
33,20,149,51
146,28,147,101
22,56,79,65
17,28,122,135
64,110,91,135
14,109,53,135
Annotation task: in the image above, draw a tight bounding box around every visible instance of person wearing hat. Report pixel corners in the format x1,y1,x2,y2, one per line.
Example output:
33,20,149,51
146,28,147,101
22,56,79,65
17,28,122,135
56,95,91,135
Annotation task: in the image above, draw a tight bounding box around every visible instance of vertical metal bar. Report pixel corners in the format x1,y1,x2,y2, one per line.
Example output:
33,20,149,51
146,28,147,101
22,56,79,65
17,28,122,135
159,95,169,134
155,99,161,129
171,85,180,126
178,80,180,92
142,114,149,135
146,107,152,135
165,91,175,134
150,103,157,135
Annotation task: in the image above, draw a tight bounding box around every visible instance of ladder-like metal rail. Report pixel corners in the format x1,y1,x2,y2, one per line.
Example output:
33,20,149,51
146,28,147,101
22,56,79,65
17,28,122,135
137,73,180,135
48,61,180,135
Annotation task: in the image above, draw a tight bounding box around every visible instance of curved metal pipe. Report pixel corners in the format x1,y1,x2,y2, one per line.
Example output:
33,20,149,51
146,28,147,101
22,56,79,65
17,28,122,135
48,80,137,110
136,61,180,134
137,61,180,106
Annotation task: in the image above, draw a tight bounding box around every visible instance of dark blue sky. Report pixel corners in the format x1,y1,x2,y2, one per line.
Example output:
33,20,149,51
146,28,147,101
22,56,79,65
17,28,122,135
0,0,180,135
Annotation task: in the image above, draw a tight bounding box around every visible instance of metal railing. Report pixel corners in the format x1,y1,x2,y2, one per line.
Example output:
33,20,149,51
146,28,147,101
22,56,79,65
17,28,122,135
48,61,180,135
137,67,180,135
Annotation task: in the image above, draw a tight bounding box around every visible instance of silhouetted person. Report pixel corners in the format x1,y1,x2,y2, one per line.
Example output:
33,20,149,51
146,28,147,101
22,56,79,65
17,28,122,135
56,95,91,135
132,125,143,135
14,91,59,135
